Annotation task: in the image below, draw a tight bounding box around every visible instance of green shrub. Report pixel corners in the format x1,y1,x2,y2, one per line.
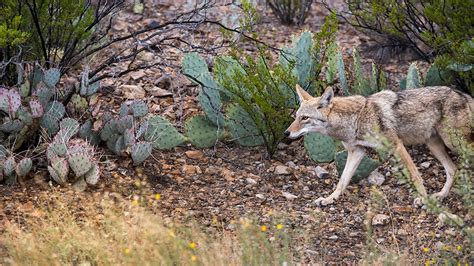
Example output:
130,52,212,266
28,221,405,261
266,0,313,25
183,14,338,157
345,0,474,94
0,0,122,85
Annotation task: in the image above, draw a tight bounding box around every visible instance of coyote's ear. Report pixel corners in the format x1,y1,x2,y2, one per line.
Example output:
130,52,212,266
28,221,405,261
296,84,313,102
319,86,334,107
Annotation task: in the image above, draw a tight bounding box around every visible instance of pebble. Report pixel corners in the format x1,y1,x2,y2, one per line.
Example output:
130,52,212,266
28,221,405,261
328,235,339,240
246,177,257,185
420,162,431,169
282,191,298,200
368,170,385,186
274,165,292,175
185,150,205,160
256,194,265,199
372,214,390,226
312,166,329,179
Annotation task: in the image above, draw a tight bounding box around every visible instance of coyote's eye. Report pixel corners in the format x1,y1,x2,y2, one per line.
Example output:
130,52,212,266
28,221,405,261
301,116,310,121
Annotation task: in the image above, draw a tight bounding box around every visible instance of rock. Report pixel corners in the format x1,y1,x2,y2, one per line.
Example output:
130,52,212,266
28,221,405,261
282,191,298,200
312,166,329,178
182,165,201,175
368,170,385,186
286,161,297,168
397,229,408,236
372,214,390,226
185,150,205,160
328,235,339,240
420,161,431,169
274,165,291,175
121,84,146,99
145,86,173,97
256,194,265,199
155,74,172,89
221,169,235,182
130,70,146,80
246,177,257,185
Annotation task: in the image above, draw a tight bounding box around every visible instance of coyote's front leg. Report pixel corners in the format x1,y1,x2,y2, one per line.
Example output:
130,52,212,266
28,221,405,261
315,146,365,206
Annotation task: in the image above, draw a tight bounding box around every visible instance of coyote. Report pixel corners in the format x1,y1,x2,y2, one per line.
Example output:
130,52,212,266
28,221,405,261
285,85,473,206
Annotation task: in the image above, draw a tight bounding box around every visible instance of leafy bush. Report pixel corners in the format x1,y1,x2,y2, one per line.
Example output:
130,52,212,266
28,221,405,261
183,14,338,157
266,0,313,25
344,0,474,94
0,0,123,85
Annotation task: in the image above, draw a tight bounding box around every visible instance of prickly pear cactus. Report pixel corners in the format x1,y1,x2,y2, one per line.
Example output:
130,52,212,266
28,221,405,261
78,120,101,145
304,132,336,163
4,156,16,177
70,94,89,112
336,50,349,96
279,31,316,95
131,100,148,118
0,88,21,115
144,115,185,150
182,53,225,127
84,163,100,185
48,157,69,185
185,115,224,148
15,158,32,178
225,104,264,147
41,101,66,136
43,68,60,88
335,151,380,183
131,141,152,165
406,62,421,90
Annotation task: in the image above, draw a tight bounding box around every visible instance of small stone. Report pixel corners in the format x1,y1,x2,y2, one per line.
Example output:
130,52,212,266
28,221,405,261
274,165,291,175
372,214,390,226
277,143,288,150
282,191,298,200
182,165,199,175
121,84,146,99
328,235,339,240
376,238,385,243
286,161,297,168
420,162,431,169
368,170,385,186
145,86,172,97
312,166,329,178
246,177,257,185
130,70,146,80
256,194,265,199
397,229,408,236
185,150,204,160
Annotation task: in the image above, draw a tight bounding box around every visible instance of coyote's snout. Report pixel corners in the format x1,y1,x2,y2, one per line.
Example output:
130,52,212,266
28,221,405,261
287,85,473,206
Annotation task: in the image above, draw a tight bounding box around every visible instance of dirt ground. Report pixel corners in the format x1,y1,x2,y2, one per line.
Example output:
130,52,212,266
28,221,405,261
0,0,471,264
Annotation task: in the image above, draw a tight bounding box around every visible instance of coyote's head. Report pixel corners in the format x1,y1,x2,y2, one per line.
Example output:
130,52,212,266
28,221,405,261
284,85,334,139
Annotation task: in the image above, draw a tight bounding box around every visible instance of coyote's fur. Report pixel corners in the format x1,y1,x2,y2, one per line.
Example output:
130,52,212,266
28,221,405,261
285,85,473,206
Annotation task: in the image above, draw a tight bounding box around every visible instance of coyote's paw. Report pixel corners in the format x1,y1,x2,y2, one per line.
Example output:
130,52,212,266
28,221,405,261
315,197,335,206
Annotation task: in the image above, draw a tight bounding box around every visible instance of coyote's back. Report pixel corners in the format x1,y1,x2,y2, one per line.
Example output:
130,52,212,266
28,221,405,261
367,86,473,149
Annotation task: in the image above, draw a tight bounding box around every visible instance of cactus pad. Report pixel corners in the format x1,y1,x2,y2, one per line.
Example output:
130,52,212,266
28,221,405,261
43,68,60,88
116,115,134,134
68,152,93,177
4,156,16,177
304,132,336,163
15,158,32,177
131,100,148,118
131,141,152,165
1,119,25,133
0,88,21,114
182,53,225,127
48,157,69,185
29,99,44,118
84,163,100,185
225,104,264,147
185,115,224,148
335,151,380,183
406,63,421,90
144,115,185,150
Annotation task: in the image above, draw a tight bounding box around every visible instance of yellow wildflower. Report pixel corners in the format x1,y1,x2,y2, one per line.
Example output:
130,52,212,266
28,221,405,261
189,242,197,249
154,193,161,200
423,247,430,253
456,245,462,251
123,248,130,255
261,225,267,232
276,224,284,230
191,255,197,261
131,199,139,206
